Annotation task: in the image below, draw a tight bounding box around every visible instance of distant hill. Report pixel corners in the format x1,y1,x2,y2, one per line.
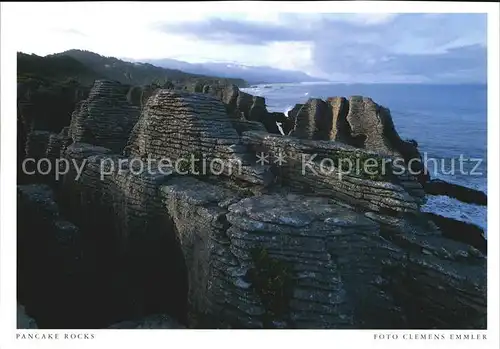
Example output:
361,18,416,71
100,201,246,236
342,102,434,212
49,50,248,87
17,52,101,85
137,57,327,84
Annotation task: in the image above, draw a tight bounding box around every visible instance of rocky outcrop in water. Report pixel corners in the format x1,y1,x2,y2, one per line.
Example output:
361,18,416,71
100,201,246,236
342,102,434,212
16,80,487,330
17,303,38,329
424,179,487,206
289,96,428,181
160,177,485,329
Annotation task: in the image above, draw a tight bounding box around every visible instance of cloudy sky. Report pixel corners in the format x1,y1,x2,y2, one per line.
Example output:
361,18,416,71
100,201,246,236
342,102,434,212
8,3,487,83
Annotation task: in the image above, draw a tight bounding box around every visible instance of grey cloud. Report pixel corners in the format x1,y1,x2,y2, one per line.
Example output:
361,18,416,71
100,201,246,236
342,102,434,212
155,14,487,83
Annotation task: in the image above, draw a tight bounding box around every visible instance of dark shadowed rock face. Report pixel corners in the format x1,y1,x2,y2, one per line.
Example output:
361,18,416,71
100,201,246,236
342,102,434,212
30,143,191,328
125,85,143,106
288,104,303,120
17,79,90,183
242,131,422,214
269,112,294,134
161,177,380,328
17,303,38,329
108,314,185,329
69,80,141,153
22,127,74,185
425,212,487,253
125,89,273,186
17,79,90,134
17,184,84,328
424,179,487,206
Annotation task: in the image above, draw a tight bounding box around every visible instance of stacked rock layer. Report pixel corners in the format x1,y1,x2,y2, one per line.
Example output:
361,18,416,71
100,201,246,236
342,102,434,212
69,80,140,153
16,80,486,330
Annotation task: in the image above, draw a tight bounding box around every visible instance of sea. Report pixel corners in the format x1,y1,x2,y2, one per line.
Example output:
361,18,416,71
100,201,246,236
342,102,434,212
241,83,487,232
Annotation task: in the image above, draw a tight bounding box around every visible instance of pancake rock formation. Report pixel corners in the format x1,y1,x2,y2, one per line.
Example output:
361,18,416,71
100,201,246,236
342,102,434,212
16,79,487,330
69,80,140,153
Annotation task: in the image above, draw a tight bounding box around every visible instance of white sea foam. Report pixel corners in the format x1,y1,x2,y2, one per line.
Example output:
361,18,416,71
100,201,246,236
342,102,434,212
422,195,487,235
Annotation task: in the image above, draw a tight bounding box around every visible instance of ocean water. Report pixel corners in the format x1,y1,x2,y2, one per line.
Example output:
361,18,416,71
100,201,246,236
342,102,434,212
242,83,487,231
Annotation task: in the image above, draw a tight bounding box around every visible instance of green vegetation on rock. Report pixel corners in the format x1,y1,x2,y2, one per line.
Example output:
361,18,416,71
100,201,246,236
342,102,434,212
248,247,295,327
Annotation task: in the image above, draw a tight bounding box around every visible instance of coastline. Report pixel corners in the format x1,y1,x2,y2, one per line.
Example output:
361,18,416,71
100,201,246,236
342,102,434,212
242,82,488,232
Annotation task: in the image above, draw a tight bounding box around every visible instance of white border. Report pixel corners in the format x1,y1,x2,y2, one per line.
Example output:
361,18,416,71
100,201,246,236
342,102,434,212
1,2,499,349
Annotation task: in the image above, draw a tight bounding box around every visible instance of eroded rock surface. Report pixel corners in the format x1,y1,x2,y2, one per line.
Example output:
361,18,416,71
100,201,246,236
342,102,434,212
16,84,486,330
125,90,273,186
17,303,38,329
243,131,423,214
195,84,286,134
160,177,486,329
69,80,140,153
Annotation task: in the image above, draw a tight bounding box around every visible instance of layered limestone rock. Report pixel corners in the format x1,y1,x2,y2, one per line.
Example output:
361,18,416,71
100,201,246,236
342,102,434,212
19,85,485,330
23,127,74,184
231,119,268,135
69,80,140,153
289,96,428,182
58,142,189,325
46,127,73,160
424,179,487,206
326,97,353,144
17,184,83,328
242,131,423,214
125,90,273,186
